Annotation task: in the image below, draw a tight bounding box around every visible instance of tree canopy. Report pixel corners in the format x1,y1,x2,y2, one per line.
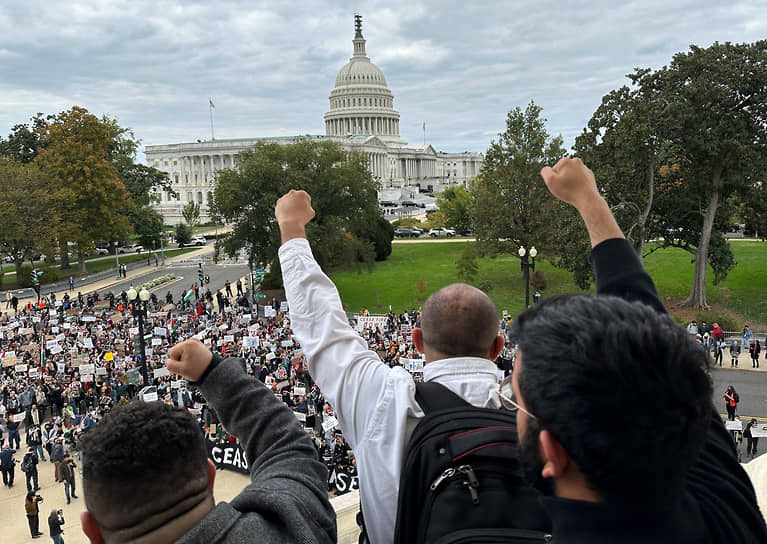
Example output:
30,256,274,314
213,139,383,281
471,101,566,259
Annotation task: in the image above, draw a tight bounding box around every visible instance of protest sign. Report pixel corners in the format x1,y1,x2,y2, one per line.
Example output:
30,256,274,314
110,312,124,323
49,344,63,355
96,367,108,376
328,467,359,495
46,339,59,349
294,386,306,396
751,425,767,438
153,327,167,337
206,439,249,475
82,338,94,349
280,301,289,313
80,374,93,383
281,340,293,347
725,420,743,431
93,300,110,309
82,316,97,322
19,327,34,335
322,416,339,432
57,363,66,373
276,380,290,391
153,367,171,378
265,352,275,361
15,364,29,373
129,327,139,336
79,364,95,375
152,338,162,346
51,326,60,333
264,306,276,318
223,335,235,343
13,412,26,423
171,379,185,389
357,315,389,331
294,412,306,422
104,352,114,362
2,355,18,367
33,316,42,323
126,369,141,385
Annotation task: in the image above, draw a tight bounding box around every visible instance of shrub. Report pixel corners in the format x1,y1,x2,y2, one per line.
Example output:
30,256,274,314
477,279,494,293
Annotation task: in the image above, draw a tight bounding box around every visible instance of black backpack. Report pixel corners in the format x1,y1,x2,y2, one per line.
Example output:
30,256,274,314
21,454,33,473
392,381,552,544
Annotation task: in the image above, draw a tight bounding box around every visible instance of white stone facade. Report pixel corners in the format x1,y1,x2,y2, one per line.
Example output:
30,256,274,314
146,15,482,224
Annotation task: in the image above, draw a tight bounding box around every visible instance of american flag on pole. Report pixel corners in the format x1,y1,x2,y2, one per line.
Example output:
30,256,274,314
209,98,215,108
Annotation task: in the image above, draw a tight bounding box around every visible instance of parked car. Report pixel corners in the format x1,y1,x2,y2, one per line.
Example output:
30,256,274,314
394,228,415,238
118,244,143,254
401,200,418,207
429,228,456,237
409,227,425,237
379,200,397,207
179,236,206,247
94,247,110,256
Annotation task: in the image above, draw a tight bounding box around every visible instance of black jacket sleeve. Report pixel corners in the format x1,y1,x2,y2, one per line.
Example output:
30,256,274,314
592,238,767,541
186,356,337,544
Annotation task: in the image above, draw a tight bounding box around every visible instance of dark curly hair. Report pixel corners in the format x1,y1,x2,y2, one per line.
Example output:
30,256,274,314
509,294,712,504
80,401,208,525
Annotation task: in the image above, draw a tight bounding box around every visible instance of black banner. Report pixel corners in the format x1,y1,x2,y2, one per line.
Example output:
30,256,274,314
206,439,249,475
328,467,359,495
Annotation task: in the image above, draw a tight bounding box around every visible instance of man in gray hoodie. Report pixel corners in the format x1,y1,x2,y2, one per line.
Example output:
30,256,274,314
79,338,336,543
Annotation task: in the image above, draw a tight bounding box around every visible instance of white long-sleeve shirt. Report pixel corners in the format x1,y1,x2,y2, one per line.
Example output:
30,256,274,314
279,238,501,544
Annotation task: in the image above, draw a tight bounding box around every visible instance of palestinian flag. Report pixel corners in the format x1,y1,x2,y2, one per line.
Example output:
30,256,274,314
183,289,195,302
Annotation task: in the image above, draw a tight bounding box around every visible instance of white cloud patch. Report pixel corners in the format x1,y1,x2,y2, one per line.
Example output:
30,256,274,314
0,0,765,156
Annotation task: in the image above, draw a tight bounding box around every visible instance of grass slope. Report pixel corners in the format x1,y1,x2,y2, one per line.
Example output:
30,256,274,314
331,241,767,325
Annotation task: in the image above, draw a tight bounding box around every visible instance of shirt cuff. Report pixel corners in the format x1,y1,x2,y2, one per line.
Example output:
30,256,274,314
278,237,313,260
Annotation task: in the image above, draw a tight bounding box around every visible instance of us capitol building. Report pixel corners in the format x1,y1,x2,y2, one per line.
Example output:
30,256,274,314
146,15,483,223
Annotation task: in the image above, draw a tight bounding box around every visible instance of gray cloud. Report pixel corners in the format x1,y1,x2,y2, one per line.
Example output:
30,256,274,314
0,0,764,158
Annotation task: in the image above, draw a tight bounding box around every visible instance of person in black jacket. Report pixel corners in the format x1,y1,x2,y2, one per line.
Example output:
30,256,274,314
48,509,64,544
744,418,760,459
505,158,766,542
78,339,336,543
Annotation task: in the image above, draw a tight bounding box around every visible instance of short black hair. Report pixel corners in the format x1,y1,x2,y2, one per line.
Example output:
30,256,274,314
81,401,208,527
509,294,712,504
421,283,499,357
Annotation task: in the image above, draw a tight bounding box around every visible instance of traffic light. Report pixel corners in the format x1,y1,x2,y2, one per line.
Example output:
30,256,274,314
204,274,210,284
198,269,204,283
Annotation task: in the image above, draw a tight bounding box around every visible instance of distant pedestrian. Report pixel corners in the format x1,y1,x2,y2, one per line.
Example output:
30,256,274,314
0,443,15,487
5,290,10,309
714,338,725,366
225,280,232,297
11,295,18,313
59,453,77,504
48,509,65,544
744,419,760,458
68,276,74,292
730,341,741,367
236,279,243,296
25,490,43,539
723,385,739,421
22,447,40,492
750,340,761,368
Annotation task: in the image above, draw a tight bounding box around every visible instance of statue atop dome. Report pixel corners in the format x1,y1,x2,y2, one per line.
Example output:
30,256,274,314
353,14,367,58
354,14,363,38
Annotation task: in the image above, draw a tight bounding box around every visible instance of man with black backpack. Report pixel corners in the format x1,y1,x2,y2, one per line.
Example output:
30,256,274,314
276,191,550,543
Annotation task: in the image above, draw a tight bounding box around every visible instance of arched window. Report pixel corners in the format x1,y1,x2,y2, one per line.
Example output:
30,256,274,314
197,192,203,204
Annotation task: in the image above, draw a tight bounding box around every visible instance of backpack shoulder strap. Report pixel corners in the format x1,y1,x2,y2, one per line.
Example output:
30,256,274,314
415,381,472,415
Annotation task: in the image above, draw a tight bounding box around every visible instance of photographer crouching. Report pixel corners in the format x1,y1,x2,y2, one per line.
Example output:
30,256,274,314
25,490,44,538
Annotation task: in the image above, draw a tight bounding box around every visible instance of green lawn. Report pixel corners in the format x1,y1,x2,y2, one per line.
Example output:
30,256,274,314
331,240,767,325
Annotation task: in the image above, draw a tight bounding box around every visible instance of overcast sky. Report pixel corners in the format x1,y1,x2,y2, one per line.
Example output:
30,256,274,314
1,1,765,159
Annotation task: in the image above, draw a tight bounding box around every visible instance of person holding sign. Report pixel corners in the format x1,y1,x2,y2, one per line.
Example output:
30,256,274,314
78,338,336,544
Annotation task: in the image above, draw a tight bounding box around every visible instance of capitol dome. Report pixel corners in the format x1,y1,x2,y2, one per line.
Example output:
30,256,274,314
324,15,402,144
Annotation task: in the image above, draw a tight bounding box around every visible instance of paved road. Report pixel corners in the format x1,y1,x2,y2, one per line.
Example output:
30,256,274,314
712,367,767,420
88,262,251,301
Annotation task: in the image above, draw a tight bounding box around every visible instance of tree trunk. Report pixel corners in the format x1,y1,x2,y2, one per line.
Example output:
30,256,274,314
60,241,70,270
78,252,87,275
683,167,722,309
635,158,655,260
15,259,23,281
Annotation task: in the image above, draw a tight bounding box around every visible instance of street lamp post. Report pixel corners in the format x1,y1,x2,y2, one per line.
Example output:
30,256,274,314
518,246,537,309
114,242,121,279
127,286,151,385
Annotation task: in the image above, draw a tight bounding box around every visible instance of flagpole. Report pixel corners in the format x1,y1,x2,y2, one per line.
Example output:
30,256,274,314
423,122,426,146
209,98,215,140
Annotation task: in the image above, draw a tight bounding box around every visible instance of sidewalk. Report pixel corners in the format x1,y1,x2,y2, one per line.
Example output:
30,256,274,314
8,247,212,309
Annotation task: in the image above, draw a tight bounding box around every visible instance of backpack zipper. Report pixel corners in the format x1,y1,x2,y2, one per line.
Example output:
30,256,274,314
430,464,481,505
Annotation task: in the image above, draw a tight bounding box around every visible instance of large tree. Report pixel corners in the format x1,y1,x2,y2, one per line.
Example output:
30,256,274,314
0,114,48,163
638,41,767,309
471,101,566,257
213,139,381,281
35,107,133,273
436,186,472,234
0,157,59,277
182,202,201,228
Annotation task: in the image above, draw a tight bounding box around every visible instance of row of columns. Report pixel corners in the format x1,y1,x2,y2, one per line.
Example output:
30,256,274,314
326,116,399,137
400,157,436,180
159,154,238,202
366,152,388,179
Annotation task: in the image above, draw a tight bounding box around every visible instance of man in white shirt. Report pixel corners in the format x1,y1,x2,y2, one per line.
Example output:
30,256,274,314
276,190,505,544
